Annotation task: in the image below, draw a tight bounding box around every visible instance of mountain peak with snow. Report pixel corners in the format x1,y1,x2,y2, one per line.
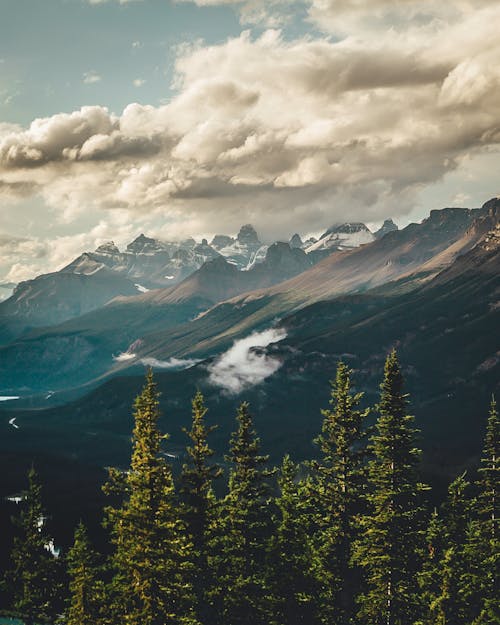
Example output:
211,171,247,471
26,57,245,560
306,222,375,253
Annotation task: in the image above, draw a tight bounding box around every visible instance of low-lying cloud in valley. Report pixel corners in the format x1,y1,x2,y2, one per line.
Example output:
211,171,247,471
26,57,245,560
208,328,287,394
140,357,201,369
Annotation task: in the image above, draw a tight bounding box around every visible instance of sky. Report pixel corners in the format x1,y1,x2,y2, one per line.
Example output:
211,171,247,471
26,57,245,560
0,0,499,284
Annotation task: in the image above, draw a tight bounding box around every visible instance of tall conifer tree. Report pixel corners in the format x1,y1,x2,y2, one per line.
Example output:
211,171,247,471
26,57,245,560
104,369,196,625
418,508,446,625
180,390,222,624
6,468,59,625
353,350,427,625
464,396,499,624
431,473,473,625
269,455,322,625
212,401,274,625
66,522,104,625
312,361,370,624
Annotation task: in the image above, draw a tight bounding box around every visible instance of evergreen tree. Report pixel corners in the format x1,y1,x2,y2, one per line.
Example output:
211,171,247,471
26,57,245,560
464,396,499,624
269,455,322,625
431,473,473,625
180,390,222,624
6,467,59,625
312,361,369,624
417,508,446,625
103,369,196,625
353,350,428,625
211,401,274,625
66,522,104,625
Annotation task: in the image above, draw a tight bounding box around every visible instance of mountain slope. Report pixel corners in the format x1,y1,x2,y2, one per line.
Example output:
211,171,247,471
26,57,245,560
1,215,497,489
133,203,491,364
0,243,313,393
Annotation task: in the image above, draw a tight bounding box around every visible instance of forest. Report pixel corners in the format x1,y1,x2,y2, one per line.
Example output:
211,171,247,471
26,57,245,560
0,350,498,625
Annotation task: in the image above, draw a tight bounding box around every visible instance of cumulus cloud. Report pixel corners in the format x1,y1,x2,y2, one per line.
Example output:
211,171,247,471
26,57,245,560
1,1,500,265
208,328,287,393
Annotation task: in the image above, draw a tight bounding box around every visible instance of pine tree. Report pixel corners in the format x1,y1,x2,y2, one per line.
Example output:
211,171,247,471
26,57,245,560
103,369,196,625
211,401,274,625
431,473,473,625
311,361,370,624
6,467,59,625
269,455,322,625
464,396,499,624
180,390,222,624
353,350,428,625
417,508,446,625
66,522,104,625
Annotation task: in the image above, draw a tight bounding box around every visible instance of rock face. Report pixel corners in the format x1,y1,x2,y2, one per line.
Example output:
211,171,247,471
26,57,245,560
237,224,260,248
374,219,398,239
289,233,303,249
211,225,267,270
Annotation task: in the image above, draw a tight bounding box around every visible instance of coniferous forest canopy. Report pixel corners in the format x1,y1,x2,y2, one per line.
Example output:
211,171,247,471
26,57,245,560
0,354,498,625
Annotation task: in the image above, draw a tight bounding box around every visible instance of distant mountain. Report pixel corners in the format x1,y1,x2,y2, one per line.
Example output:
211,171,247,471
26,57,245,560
130,203,490,367
64,234,220,288
2,205,497,486
0,220,377,337
306,222,375,253
211,224,267,270
0,268,139,330
0,242,313,393
374,218,398,239
0,202,494,394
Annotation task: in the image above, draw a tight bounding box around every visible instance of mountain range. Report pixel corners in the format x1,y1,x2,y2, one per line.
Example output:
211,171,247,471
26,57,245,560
0,199,498,501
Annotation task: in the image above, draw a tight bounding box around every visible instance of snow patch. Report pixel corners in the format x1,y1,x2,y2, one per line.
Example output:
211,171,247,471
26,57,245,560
134,283,150,293
0,396,20,401
208,328,287,394
8,417,19,429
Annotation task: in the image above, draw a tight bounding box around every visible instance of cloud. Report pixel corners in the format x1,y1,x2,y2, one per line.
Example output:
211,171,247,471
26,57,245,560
113,351,136,362
140,356,201,369
83,71,102,84
176,0,302,26
133,78,146,87
1,2,500,255
208,327,287,393
0,212,139,284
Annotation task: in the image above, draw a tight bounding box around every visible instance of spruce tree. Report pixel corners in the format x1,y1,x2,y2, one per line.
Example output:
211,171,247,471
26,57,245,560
6,467,59,625
269,455,322,625
417,508,446,625
431,473,473,625
66,522,104,625
103,369,196,625
180,390,222,624
212,401,274,625
312,361,369,624
464,396,499,624
353,350,428,625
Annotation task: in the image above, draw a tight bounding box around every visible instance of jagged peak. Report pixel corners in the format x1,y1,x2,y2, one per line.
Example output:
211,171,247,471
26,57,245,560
290,233,303,248
321,222,371,240
237,224,260,246
126,233,166,254
94,241,120,255
374,219,398,240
